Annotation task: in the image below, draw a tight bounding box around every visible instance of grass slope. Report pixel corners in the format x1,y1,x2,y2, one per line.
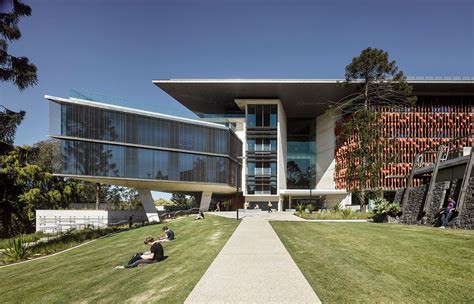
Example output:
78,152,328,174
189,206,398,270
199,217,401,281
0,215,239,304
271,222,474,304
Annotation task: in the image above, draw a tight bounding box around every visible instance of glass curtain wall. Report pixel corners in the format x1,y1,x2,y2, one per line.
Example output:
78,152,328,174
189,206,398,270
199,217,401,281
50,101,242,188
246,104,278,195
59,140,240,186
52,103,241,159
286,118,316,189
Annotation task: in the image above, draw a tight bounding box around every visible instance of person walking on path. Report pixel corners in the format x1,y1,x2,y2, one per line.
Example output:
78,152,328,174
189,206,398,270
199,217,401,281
267,201,273,213
215,200,221,212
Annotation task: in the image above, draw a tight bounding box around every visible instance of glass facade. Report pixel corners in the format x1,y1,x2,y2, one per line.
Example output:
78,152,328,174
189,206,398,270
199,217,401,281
50,102,241,159
50,101,242,188
286,118,316,189
246,104,278,195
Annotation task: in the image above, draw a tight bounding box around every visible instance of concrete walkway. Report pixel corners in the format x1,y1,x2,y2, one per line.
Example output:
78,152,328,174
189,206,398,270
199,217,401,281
185,216,321,303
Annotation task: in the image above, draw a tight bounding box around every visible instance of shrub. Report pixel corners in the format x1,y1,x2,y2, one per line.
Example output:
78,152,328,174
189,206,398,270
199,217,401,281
332,204,342,213
342,208,352,218
2,236,32,262
372,198,401,217
307,204,315,214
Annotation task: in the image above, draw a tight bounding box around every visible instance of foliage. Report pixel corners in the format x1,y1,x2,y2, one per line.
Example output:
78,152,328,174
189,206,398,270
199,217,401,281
0,0,38,90
296,203,305,215
341,208,352,218
332,203,342,213
168,193,198,211
307,204,315,214
0,230,47,249
2,235,32,261
372,197,401,217
329,48,416,211
298,210,372,220
0,105,25,147
154,198,173,206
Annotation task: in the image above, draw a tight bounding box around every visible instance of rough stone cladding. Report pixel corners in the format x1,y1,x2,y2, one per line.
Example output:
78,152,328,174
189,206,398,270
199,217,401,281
400,178,474,228
335,101,473,190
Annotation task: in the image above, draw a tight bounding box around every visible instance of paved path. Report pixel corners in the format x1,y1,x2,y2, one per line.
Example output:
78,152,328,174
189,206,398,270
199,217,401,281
185,216,321,303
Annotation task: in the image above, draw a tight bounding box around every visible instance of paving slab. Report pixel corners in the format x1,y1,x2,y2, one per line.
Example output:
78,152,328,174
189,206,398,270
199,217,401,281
185,217,321,304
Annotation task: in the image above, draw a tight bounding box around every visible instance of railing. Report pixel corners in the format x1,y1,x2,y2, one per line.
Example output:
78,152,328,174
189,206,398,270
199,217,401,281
255,144,272,152
407,76,474,81
413,133,473,170
254,168,271,176
254,190,271,195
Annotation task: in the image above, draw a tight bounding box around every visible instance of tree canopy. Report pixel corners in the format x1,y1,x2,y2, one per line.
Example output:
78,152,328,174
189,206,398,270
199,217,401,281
0,0,37,90
331,48,416,210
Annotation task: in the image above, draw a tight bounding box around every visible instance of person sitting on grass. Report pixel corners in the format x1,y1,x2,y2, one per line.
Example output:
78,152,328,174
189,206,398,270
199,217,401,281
116,236,163,269
195,210,205,220
160,226,175,241
439,197,457,228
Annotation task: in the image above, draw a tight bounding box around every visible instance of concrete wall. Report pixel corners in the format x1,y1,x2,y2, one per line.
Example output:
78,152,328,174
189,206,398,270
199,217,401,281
277,101,287,194
315,111,337,190
36,209,148,233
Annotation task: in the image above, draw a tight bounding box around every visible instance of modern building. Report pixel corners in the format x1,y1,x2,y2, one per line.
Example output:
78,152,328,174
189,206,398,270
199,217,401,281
46,78,474,221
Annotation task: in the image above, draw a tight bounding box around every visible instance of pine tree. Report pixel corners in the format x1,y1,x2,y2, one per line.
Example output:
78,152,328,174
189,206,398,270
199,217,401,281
330,48,416,210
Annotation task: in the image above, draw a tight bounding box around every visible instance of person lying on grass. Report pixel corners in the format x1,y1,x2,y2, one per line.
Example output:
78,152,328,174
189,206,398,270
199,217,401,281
116,236,164,269
159,226,175,241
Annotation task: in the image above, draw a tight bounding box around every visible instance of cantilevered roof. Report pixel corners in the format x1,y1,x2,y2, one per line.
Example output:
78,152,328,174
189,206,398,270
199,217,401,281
153,79,474,118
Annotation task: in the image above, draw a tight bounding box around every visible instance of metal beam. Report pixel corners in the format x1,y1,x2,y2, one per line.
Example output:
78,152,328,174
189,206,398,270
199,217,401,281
402,154,422,207
456,150,474,215
423,145,445,213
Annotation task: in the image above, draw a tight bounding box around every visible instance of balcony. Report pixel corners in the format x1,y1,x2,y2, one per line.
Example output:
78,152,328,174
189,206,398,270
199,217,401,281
255,144,272,152
254,168,271,176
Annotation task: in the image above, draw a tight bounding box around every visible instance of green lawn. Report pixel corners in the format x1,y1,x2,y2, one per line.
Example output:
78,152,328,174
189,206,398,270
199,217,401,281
271,222,474,304
0,215,239,304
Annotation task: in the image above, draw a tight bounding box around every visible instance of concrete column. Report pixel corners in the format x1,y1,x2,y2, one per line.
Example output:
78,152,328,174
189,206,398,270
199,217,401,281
200,191,213,211
343,193,352,207
137,189,160,223
278,196,283,212
289,195,292,209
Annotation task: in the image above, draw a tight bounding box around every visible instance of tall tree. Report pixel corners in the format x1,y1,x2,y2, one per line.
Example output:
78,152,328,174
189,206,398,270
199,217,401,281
0,105,25,151
330,47,416,210
0,0,37,90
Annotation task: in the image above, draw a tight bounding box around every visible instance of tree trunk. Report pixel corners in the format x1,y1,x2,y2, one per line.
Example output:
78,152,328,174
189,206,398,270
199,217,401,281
95,183,100,210
358,192,367,212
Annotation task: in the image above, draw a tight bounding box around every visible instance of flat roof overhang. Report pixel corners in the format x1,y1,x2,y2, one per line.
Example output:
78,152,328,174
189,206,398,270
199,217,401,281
55,174,238,194
153,79,474,118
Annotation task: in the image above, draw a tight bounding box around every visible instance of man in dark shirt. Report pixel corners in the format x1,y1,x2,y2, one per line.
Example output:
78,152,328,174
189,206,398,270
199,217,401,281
160,226,175,241
117,236,164,269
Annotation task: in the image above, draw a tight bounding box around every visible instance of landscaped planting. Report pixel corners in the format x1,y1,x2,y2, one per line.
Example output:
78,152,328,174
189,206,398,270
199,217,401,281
271,221,474,303
0,215,239,303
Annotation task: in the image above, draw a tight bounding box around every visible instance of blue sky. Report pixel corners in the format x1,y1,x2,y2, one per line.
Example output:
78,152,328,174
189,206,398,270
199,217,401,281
1,0,473,198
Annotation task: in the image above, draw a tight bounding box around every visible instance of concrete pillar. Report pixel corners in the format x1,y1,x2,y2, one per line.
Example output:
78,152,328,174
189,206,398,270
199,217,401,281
289,195,292,209
278,196,283,212
343,193,352,207
200,191,212,211
137,189,160,223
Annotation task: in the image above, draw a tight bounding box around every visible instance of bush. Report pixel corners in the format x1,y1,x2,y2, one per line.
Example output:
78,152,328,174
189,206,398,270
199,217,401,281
372,198,401,217
307,204,315,214
2,236,32,262
342,208,352,218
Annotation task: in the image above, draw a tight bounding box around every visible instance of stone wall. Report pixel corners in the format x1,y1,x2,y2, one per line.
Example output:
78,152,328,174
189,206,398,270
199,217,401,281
399,185,427,224
399,178,474,228
448,177,474,229
393,188,404,205
425,181,450,224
